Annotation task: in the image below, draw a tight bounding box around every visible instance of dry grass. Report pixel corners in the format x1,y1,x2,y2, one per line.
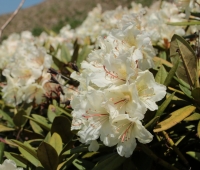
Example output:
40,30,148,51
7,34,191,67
0,0,155,37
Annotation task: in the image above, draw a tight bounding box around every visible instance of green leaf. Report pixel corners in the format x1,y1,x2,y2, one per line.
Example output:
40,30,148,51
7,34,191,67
24,114,51,131
13,110,28,127
37,142,59,170
155,65,167,84
170,34,197,87
93,153,126,170
11,140,40,167
60,44,71,63
167,21,200,26
77,45,91,68
164,56,180,86
155,92,175,117
0,142,5,164
154,105,196,132
73,159,95,170
30,120,44,136
0,124,15,132
56,106,72,118
153,56,173,68
4,152,28,168
184,112,200,121
51,116,74,143
47,105,62,123
0,110,15,127
62,145,88,156
197,120,200,138
173,77,190,89
159,51,167,60
71,40,79,63
49,133,63,155
179,84,192,98
186,151,200,162
44,132,51,143
191,87,200,102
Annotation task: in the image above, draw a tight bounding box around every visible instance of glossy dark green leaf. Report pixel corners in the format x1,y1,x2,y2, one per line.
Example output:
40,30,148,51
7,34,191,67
191,87,200,102
13,110,27,128
93,153,126,170
51,116,74,143
73,159,95,170
37,142,59,170
0,142,5,163
62,145,88,156
197,120,200,138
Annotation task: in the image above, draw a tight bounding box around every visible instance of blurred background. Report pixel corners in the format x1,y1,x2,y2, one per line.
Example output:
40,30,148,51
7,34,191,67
0,0,157,39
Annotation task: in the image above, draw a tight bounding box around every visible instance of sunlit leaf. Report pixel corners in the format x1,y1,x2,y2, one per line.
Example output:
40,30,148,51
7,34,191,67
186,151,200,162
184,112,200,121
30,120,44,136
154,105,196,132
0,124,15,132
4,152,28,168
11,140,40,167
153,56,173,68
24,114,51,131
49,133,63,155
155,65,167,84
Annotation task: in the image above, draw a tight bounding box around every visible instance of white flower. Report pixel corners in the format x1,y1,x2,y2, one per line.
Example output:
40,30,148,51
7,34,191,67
112,114,153,158
0,159,23,170
134,70,166,111
104,83,146,119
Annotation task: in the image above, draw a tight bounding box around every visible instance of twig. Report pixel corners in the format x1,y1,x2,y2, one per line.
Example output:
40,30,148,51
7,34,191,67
0,0,25,41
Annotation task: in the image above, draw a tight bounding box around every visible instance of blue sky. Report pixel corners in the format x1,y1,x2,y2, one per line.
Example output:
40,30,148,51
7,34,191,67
0,0,44,15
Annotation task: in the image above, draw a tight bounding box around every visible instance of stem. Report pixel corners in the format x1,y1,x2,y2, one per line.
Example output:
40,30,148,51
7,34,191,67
139,143,179,170
162,131,190,169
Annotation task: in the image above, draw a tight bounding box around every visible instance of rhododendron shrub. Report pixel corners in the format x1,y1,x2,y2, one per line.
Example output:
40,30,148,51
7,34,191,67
0,1,199,170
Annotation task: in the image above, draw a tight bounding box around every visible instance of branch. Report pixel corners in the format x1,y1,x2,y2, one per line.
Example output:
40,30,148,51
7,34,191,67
0,0,25,41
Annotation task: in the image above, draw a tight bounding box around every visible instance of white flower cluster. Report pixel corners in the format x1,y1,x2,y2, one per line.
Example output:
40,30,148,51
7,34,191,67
1,38,53,106
0,159,23,170
70,13,166,157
